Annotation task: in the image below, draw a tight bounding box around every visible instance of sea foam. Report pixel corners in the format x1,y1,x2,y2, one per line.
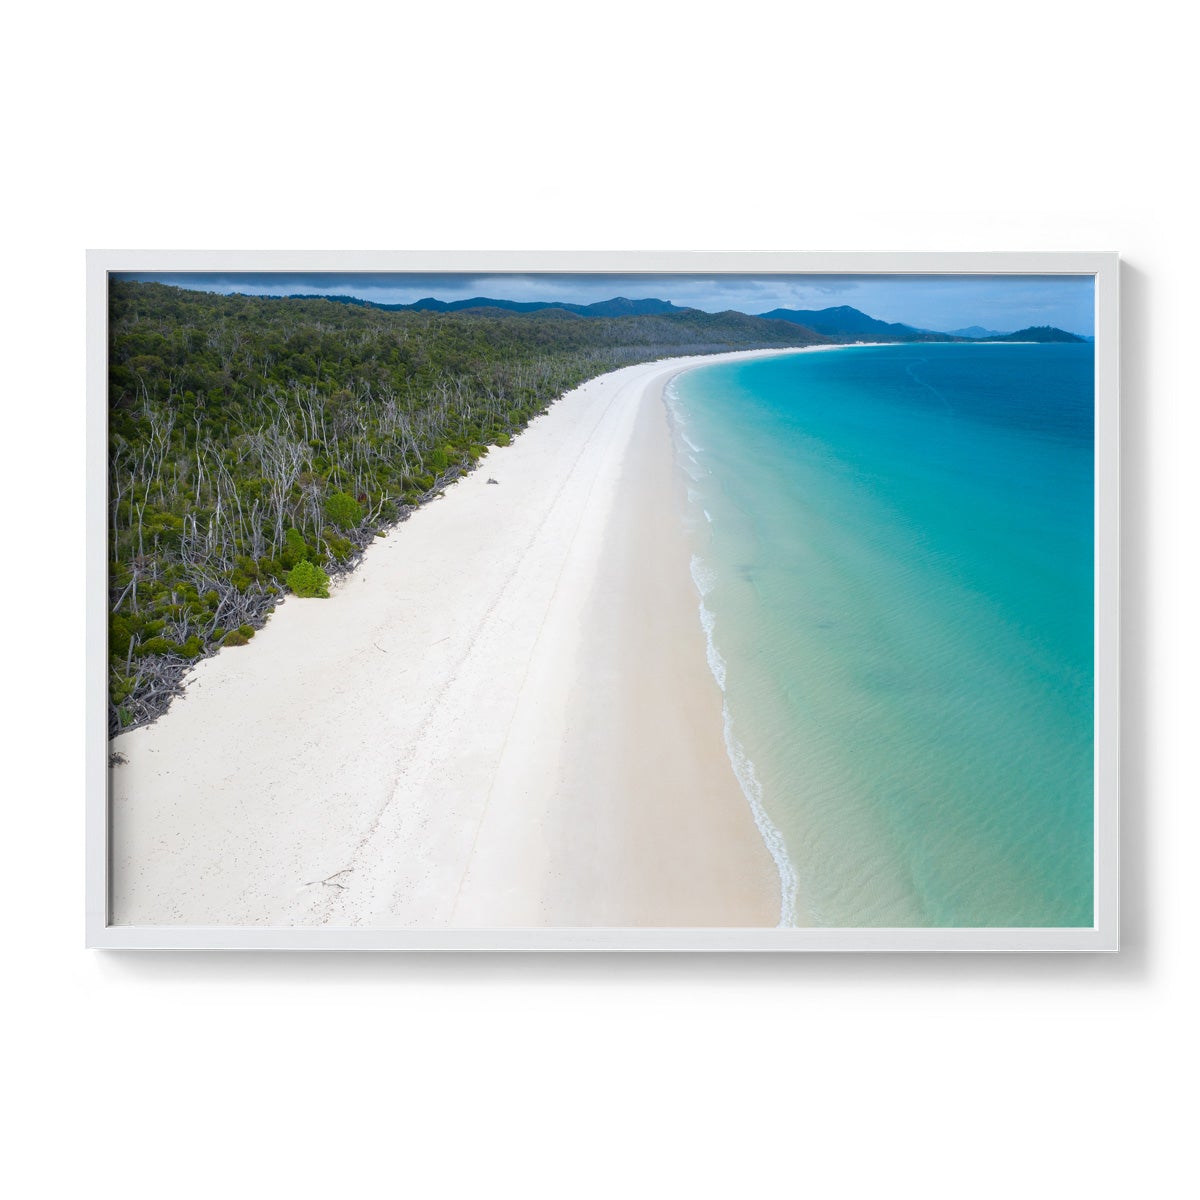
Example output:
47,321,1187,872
688,561,798,925
689,553,718,598
720,703,800,928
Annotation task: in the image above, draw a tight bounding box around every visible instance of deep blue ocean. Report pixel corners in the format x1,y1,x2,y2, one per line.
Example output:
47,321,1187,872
669,343,1094,927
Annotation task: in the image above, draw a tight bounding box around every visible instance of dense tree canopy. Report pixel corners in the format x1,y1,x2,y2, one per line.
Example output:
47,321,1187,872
107,282,824,735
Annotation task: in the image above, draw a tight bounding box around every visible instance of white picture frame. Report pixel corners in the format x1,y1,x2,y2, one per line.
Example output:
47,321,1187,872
86,250,1119,951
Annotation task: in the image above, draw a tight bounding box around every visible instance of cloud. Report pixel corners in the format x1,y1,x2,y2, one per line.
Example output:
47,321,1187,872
115,271,1094,335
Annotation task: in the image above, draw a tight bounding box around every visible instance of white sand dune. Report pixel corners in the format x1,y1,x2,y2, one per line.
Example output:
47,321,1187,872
110,350,810,928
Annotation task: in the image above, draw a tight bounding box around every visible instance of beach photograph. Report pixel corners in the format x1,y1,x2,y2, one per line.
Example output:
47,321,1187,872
102,267,1099,932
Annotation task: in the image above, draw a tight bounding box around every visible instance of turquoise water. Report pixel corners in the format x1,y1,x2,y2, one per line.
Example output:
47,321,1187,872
669,344,1095,927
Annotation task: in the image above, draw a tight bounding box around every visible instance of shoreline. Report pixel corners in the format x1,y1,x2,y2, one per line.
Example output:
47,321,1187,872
662,377,799,926
111,347,828,927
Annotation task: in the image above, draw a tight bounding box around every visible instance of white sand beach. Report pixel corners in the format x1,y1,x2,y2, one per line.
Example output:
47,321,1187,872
110,350,809,928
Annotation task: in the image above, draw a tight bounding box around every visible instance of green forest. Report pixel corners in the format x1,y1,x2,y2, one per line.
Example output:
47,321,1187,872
108,281,825,735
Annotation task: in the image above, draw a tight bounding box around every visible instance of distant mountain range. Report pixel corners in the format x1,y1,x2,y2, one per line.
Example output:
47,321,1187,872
288,293,690,319
756,304,953,342
755,308,1084,344
284,293,1086,343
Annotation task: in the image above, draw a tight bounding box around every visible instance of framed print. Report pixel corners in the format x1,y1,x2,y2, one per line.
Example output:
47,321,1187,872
86,251,1119,950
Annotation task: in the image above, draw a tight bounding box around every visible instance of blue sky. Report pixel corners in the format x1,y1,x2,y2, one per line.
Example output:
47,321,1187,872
118,272,1096,336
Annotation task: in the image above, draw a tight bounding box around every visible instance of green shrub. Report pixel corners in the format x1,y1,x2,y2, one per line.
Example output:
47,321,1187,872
237,624,255,639
323,532,353,561
223,630,250,647
325,490,363,527
494,433,511,447
281,527,309,569
178,635,204,659
110,613,133,657
136,636,174,657
285,559,329,598
145,511,184,539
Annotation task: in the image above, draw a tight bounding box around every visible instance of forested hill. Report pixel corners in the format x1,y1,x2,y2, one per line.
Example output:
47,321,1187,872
980,325,1086,343
756,304,953,342
107,282,826,735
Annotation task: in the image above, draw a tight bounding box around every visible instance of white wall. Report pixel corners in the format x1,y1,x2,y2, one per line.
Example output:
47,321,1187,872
7,3,1193,1196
